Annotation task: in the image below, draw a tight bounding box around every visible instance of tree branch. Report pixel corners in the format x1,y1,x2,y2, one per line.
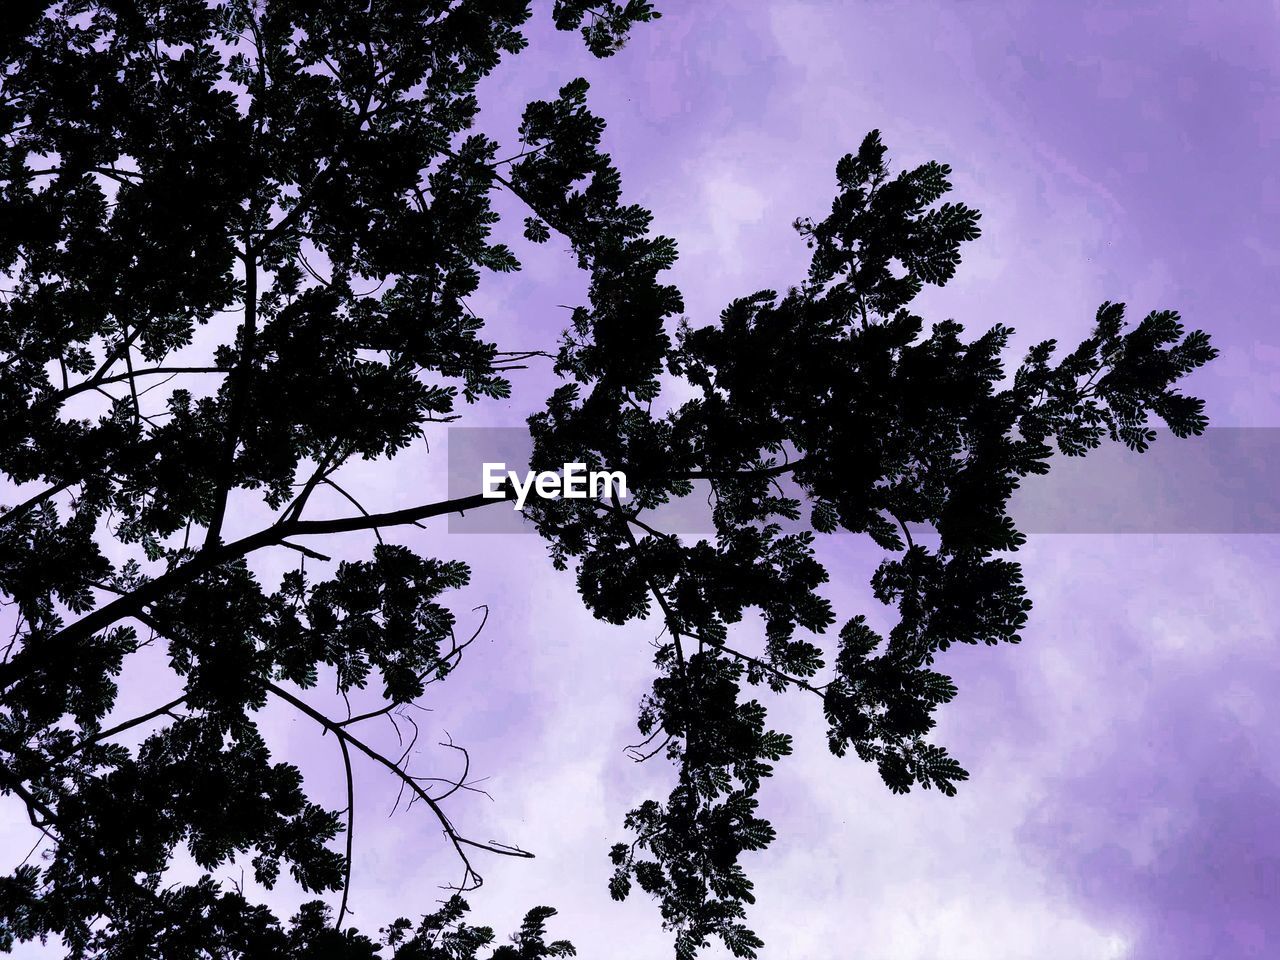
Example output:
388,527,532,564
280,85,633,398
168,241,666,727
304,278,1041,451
338,606,488,729
50,696,188,764
699,638,827,698
0,488,514,694
46,367,229,405
0,479,74,528
265,681,532,893
322,477,394,542
610,492,686,672
204,239,260,549
335,731,355,929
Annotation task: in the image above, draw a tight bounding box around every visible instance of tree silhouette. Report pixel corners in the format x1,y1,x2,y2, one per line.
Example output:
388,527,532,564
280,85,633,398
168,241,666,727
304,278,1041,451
0,3,1215,959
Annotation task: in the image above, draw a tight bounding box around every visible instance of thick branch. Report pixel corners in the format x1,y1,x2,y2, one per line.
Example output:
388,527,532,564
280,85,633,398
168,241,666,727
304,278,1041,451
0,488,514,694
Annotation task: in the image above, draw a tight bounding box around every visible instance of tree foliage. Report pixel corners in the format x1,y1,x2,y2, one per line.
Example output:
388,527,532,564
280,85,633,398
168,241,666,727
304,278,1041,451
0,3,1214,959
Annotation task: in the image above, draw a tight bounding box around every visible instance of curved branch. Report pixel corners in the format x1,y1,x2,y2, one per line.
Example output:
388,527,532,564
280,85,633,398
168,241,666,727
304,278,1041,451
335,732,355,929
0,479,74,528
321,477,390,542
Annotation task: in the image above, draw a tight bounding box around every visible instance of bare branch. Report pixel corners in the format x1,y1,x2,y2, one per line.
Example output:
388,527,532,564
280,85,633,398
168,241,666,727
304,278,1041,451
265,682,533,893
335,732,355,929
321,477,393,541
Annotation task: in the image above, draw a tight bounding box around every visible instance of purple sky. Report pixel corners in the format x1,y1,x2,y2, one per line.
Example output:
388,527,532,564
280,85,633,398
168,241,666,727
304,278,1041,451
435,3,1280,956
4,2,1279,957
430,6,1279,954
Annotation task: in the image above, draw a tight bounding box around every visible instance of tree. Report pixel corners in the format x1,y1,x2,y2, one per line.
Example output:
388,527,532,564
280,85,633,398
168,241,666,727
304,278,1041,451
0,3,1216,958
